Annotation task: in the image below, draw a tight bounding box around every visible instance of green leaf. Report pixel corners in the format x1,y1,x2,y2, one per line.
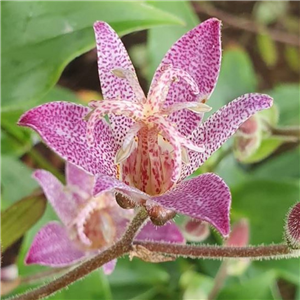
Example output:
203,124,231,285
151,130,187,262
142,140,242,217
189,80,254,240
1,86,84,157
218,271,277,300
250,147,300,180
180,270,213,300
108,258,169,286
108,258,170,300
1,1,183,111
1,193,46,252
231,179,300,244
209,47,257,112
1,156,38,210
266,84,300,126
48,270,112,300
147,0,199,82
256,33,278,67
1,110,33,157
253,258,300,286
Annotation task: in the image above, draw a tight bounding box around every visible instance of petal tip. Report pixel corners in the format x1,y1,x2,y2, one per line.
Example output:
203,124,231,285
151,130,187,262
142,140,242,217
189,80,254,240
17,111,31,127
93,21,106,30
262,95,273,109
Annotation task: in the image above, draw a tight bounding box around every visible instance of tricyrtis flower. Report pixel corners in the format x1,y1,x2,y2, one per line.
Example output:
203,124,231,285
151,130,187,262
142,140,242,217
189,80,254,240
19,18,273,237
87,20,220,195
25,163,184,272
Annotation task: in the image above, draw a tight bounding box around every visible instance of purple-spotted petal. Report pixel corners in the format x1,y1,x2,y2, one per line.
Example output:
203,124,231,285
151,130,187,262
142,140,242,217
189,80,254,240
93,174,150,204
94,21,141,145
66,162,94,201
25,222,85,267
103,259,117,275
149,18,222,135
94,21,140,102
136,221,185,244
181,93,273,180
33,169,78,225
18,102,118,177
152,173,231,237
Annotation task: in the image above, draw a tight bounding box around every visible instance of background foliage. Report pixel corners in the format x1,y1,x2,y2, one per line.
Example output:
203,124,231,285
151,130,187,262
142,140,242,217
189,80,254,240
1,1,299,299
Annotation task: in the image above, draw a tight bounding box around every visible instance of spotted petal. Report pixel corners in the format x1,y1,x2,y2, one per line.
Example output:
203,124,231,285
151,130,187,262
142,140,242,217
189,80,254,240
25,222,85,267
66,162,94,203
18,102,118,177
93,173,230,237
94,21,144,145
149,18,222,135
153,173,231,237
93,174,149,204
180,94,273,180
33,169,78,225
136,221,185,244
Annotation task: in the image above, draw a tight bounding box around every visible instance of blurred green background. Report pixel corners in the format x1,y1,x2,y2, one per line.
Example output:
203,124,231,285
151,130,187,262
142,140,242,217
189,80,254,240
1,1,299,299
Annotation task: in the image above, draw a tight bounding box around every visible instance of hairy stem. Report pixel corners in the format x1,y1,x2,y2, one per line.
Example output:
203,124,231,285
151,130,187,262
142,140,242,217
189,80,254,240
10,209,148,300
134,242,299,260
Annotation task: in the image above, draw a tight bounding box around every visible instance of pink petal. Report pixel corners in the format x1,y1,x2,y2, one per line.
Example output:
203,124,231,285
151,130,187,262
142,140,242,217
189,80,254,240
18,102,118,177
102,259,117,275
136,221,185,244
93,173,231,237
152,173,231,237
94,21,140,102
93,174,149,204
94,21,141,145
66,162,94,201
149,18,222,135
33,169,78,225
181,93,273,180
25,222,85,267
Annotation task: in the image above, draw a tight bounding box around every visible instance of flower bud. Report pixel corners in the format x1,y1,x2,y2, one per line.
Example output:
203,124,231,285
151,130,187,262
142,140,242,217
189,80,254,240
182,219,210,242
146,205,176,226
233,116,261,162
238,116,259,136
284,202,300,249
225,219,250,276
116,193,136,209
225,219,249,247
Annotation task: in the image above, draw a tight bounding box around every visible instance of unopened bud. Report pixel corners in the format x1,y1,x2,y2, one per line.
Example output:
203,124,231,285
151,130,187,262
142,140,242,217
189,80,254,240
146,205,176,226
225,219,249,247
285,202,300,249
182,219,210,242
116,193,136,209
233,135,260,161
238,116,259,136
233,115,261,162
225,219,250,276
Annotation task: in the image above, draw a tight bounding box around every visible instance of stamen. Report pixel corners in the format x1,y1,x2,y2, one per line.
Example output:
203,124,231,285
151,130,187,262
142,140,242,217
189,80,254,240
115,138,136,164
181,147,190,164
86,100,143,145
163,102,212,115
115,122,143,164
148,65,200,110
112,68,146,102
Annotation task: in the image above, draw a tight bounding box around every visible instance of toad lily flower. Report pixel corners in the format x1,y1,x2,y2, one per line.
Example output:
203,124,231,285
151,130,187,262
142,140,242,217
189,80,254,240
25,163,184,272
18,19,273,237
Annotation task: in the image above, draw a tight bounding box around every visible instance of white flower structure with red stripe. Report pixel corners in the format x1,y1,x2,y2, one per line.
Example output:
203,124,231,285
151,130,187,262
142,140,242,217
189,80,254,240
19,18,273,240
